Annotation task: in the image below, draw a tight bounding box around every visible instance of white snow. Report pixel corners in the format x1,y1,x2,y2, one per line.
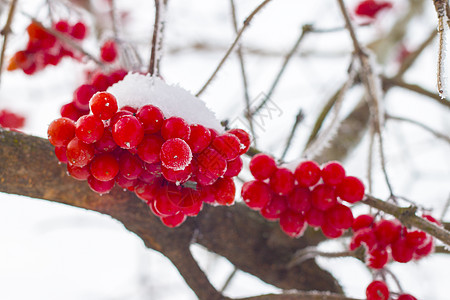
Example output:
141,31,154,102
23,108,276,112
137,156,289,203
107,73,223,132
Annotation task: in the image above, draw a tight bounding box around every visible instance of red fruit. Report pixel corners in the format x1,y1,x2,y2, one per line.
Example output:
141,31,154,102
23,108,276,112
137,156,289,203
352,214,374,231
414,238,434,259
153,189,181,216
48,117,76,146
196,147,227,182
161,212,187,228
325,203,354,229
311,184,337,211
294,160,321,187
89,153,119,181
227,128,251,154
91,72,111,91
112,115,144,149
321,161,345,186
118,151,143,179
89,92,118,120
187,124,212,153
137,134,164,164
66,137,95,167
213,177,236,206
160,138,193,171
249,153,277,180
7,51,30,71
397,294,417,300
405,230,428,248
67,163,90,181
279,210,306,238
0,109,25,129
391,237,414,263
366,247,389,269
109,69,127,83
422,214,442,226
70,22,87,40
336,176,365,203
373,219,402,246
54,146,68,163
355,0,393,19
269,168,295,196
100,40,118,63
241,180,272,210
287,186,311,213
260,194,288,221
115,174,138,190
74,84,97,111
224,156,243,177
198,185,215,204
161,116,190,140
135,181,159,203
366,280,390,300
75,114,104,144
321,220,344,238
161,164,192,184
87,176,115,194
60,102,85,122
306,207,325,227
136,105,164,134
163,184,199,210
110,110,133,127
94,129,117,153
54,20,69,33
349,227,377,251
212,133,241,161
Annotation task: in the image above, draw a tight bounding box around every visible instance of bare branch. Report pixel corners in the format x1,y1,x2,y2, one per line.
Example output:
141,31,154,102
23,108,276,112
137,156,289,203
0,0,18,85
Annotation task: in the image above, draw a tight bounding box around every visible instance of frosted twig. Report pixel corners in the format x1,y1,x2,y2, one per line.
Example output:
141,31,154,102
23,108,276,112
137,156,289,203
0,0,18,86
287,246,357,268
384,268,404,294
280,109,304,161
149,0,167,75
367,126,375,194
433,0,447,98
220,266,238,293
196,0,274,97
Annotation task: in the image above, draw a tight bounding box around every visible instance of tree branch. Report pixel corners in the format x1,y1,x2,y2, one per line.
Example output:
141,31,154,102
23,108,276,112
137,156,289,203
236,291,362,300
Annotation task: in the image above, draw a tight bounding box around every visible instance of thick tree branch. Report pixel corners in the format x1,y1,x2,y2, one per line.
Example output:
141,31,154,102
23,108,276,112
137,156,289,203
0,129,342,295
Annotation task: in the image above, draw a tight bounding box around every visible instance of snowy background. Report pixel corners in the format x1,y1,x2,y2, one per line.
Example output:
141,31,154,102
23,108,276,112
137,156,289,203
0,0,449,299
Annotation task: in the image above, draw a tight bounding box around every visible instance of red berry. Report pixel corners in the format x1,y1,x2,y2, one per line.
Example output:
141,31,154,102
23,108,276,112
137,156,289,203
112,115,144,149
74,84,97,111
48,117,76,146
89,92,118,120
89,153,119,181
161,164,192,184
110,109,133,127
397,294,417,300
422,214,442,226
311,184,337,211
70,22,87,40
355,0,393,19
366,280,390,300
366,247,389,269
54,146,68,163
186,124,212,153
100,40,118,63
60,102,85,122
161,212,187,228
0,109,25,129
391,237,414,263
160,138,193,171
349,227,377,251
212,133,241,160
321,161,345,186
260,194,288,221
136,104,164,134
352,214,374,231
227,128,251,154
67,163,90,180
414,238,434,259
336,176,365,203
196,147,227,182
135,181,159,203
91,72,111,91
66,137,95,167
306,207,325,227
249,153,277,180
321,220,344,238
373,219,402,246
213,177,236,206
224,156,243,177
269,167,295,196
87,176,115,194
94,129,117,153
115,174,138,190
153,190,181,217
294,160,321,187
161,116,190,140
287,186,311,213
279,210,306,238
325,203,354,229
137,134,164,164
405,230,428,248
118,151,143,180
75,114,104,144
241,180,272,210
54,20,69,33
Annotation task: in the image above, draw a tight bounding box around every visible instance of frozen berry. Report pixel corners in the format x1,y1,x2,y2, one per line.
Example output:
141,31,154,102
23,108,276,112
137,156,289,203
321,161,345,185
249,153,277,180
160,138,193,171
137,134,165,164
89,92,118,120
112,115,144,149
89,153,119,181
87,176,115,194
161,116,190,140
269,168,295,196
67,163,90,180
325,203,354,229
187,124,212,153
352,214,374,231
241,180,272,210
287,186,311,213
349,227,377,251
161,164,192,184
227,128,251,154
366,280,389,300
136,104,164,134
73,84,97,111
306,207,325,227
224,156,243,177
373,219,402,246
366,247,389,269
212,133,241,160
94,129,117,153
70,22,87,40
321,220,344,238
261,194,288,221
161,212,187,228
294,160,321,187
75,114,104,144
213,177,236,206
54,146,68,163
196,147,227,182
391,237,414,263
279,210,306,237
336,176,365,203
48,117,76,146
100,40,118,63
118,151,143,180
66,137,95,167
311,184,337,211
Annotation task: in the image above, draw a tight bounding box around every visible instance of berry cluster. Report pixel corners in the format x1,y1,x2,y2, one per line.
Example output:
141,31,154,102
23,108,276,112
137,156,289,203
350,214,438,269
7,20,87,75
354,0,393,19
366,280,417,300
0,109,25,130
48,91,250,227
241,156,365,238
60,68,127,121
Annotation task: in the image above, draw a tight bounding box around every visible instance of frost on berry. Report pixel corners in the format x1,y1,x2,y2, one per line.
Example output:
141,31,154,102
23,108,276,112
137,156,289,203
366,280,390,300
294,160,321,187
249,153,277,180
269,168,295,196
160,138,193,171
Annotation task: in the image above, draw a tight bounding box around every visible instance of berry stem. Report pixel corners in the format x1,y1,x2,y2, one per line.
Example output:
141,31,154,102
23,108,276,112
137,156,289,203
287,246,359,269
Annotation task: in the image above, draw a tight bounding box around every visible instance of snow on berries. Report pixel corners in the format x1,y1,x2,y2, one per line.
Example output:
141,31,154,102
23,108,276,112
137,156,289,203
350,214,438,269
243,156,365,238
48,73,251,228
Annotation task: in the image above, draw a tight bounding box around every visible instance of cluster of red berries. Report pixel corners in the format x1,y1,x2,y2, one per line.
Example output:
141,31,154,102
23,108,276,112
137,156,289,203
0,109,25,130
350,214,438,269
241,156,365,238
60,68,127,122
354,0,393,19
366,280,417,300
7,20,87,75
48,90,251,227
100,40,118,63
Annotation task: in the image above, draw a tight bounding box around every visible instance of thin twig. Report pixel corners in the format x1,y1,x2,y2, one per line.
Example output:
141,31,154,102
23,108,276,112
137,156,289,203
386,114,450,144
288,246,356,269
367,126,375,194
280,109,304,160
236,291,363,300
0,0,18,85
432,0,447,97
220,266,238,294
251,24,311,115
440,193,450,222
196,0,274,97
149,0,161,75
384,268,403,294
